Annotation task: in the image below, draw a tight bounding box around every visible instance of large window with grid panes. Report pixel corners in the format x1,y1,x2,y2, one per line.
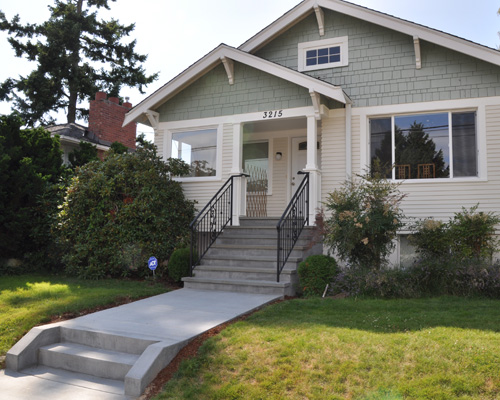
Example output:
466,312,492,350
370,111,477,180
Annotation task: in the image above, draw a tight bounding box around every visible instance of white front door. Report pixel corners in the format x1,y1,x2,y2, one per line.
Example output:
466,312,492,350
290,137,308,197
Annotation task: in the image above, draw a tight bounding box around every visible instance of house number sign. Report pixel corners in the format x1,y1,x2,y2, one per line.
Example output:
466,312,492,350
262,110,283,119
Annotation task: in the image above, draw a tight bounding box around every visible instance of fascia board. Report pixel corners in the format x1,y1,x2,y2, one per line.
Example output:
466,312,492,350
123,46,224,126
239,0,314,53
319,0,500,66
124,45,348,125
225,47,347,104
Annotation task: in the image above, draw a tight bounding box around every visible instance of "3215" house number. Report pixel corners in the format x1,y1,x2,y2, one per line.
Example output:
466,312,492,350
262,110,283,119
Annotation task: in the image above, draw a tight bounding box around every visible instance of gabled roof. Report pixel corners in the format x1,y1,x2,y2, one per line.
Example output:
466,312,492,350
240,0,500,67
124,44,350,126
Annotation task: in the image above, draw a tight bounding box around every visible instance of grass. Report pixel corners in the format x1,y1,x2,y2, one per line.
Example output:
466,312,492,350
0,273,168,362
155,297,500,400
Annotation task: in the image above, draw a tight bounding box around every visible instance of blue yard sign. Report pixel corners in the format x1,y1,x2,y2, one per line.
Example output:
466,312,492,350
148,256,158,271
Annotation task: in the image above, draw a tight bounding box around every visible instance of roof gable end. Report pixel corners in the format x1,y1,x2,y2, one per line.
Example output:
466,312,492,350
239,0,500,68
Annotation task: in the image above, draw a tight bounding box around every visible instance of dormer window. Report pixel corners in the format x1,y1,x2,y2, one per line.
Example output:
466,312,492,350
298,36,348,72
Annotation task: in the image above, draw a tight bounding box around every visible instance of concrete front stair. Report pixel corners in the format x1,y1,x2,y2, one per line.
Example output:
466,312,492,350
6,323,184,398
5,290,281,399
183,217,322,296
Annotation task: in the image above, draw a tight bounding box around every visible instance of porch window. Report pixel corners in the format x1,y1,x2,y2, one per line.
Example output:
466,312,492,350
242,141,269,192
370,111,477,180
171,128,217,177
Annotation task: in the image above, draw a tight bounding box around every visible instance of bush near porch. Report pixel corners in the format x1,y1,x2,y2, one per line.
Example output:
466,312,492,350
58,137,196,279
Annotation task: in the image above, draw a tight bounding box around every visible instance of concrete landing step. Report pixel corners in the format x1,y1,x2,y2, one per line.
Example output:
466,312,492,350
20,365,125,396
183,276,292,296
39,343,139,380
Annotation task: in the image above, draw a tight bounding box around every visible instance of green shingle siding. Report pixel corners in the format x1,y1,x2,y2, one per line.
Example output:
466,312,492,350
157,64,312,122
255,10,500,107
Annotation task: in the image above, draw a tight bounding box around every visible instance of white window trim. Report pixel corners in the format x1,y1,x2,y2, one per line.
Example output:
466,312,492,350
355,97,493,183
298,36,349,72
370,109,479,182
165,124,223,182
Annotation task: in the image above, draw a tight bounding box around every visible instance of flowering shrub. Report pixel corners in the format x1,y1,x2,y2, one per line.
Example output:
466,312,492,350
298,255,338,297
324,172,406,270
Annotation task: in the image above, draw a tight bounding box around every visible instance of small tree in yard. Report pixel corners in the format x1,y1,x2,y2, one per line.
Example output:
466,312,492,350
58,136,196,279
324,171,406,270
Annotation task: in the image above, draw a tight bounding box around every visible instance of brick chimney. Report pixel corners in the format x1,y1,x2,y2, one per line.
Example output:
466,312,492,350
88,92,136,149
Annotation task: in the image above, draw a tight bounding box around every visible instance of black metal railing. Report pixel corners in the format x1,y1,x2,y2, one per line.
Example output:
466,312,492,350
189,173,248,275
276,171,309,282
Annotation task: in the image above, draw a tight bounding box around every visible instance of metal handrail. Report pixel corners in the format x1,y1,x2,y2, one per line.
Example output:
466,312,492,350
189,173,249,275
276,171,309,282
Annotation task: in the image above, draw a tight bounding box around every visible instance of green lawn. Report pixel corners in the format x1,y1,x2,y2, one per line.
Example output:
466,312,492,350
0,274,168,362
156,297,500,400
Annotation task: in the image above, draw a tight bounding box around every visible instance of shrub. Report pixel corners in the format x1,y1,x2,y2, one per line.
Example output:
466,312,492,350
324,171,406,270
168,248,192,283
58,136,196,279
410,205,499,263
298,255,339,297
409,219,450,259
0,114,65,267
449,205,499,261
68,141,99,169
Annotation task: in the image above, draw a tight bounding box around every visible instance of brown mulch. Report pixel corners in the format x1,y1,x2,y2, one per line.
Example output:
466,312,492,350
41,285,292,400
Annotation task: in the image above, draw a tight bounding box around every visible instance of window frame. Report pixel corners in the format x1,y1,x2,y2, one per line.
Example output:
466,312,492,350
298,36,349,72
369,109,479,182
167,124,223,182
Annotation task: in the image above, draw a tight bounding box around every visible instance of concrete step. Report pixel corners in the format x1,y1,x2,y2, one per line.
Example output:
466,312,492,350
239,217,281,227
207,244,306,258
201,254,303,268
60,327,157,355
182,276,293,296
39,342,139,380
215,235,312,247
193,264,297,282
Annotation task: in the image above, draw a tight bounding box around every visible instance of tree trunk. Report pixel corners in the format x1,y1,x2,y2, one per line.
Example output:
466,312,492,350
66,0,84,124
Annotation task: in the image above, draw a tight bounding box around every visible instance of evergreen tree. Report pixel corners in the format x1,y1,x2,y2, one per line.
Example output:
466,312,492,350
0,0,157,126
0,114,65,262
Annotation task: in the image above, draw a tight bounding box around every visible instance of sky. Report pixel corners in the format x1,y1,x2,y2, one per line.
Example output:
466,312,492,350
0,0,499,138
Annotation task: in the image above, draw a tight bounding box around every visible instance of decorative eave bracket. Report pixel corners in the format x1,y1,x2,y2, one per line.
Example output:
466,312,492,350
309,90,325,120
413,36,422,70
314,4,325,36
221,56,235,85
145,109,160,129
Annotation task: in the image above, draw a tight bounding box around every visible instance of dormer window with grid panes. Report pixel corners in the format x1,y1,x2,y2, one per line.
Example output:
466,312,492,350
298,36,348,71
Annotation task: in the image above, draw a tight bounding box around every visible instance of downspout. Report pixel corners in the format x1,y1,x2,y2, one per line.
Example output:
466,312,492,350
345,102,352,179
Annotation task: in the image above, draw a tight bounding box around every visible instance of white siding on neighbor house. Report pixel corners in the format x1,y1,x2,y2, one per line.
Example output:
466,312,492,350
267,137,288,216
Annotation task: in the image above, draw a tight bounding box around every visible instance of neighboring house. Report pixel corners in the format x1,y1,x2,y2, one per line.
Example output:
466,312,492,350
47,92,136,165
123,0,500,265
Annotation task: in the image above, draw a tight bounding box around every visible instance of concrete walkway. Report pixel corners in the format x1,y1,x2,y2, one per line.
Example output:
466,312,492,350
0,288,281,399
